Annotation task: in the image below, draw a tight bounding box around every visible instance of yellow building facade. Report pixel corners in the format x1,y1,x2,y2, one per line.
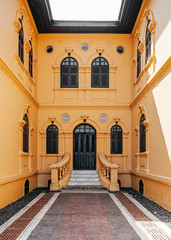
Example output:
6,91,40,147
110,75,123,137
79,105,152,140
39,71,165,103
0,0,171,210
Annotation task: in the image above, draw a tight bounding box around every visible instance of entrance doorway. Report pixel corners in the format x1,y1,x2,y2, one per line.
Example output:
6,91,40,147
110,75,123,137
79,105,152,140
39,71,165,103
73,124,96,170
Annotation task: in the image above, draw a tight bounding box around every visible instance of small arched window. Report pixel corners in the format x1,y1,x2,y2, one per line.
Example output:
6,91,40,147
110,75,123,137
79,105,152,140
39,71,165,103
23,114,29,153
137,41,141,78
145,20,151,64
29,40,33,77
139,179,144,195
61,57,78,88
140,114,146,153
46,125,58,154
91,57,109,88
111,125,122,154
18,18,24,64
24,179,29,195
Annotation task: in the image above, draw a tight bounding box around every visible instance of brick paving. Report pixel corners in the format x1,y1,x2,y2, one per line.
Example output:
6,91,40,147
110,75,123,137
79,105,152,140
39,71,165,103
0,193,54,240
115,193,171,240
28,193,140,240
55,194,114,240
0,190,170,240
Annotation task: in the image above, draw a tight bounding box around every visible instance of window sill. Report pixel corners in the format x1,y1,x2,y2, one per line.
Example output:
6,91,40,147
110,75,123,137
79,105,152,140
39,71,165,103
20,152,33,157
135,151,150,157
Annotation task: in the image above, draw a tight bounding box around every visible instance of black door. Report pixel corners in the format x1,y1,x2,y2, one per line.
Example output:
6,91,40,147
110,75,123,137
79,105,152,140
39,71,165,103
73,124,96,170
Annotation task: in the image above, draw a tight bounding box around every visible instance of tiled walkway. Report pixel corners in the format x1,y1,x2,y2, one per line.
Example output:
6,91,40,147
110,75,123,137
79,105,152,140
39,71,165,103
0,190,170,240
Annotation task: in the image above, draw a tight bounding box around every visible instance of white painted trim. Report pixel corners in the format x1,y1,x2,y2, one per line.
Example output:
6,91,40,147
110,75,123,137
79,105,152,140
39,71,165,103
124,193,171,238
109,193,149,240
17,193,60,240
0,193,45,234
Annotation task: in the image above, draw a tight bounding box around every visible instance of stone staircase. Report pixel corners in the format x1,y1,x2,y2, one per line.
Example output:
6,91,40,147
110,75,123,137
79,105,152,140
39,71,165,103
67,170,103,188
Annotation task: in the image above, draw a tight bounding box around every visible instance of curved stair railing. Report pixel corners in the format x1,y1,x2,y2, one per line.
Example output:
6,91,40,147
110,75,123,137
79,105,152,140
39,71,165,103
98,151,119,191
50,152,71,191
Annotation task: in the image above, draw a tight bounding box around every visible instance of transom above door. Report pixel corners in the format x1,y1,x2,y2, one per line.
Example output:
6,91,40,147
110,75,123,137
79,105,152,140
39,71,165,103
73,124,96,170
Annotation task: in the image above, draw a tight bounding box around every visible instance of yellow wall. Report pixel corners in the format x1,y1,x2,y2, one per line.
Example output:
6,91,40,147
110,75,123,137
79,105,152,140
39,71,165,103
0,0,38,208
37,34,132,188
131,0,171,210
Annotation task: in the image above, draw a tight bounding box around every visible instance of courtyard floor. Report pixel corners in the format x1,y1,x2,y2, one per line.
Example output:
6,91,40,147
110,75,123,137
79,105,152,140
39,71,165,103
0,188,171,240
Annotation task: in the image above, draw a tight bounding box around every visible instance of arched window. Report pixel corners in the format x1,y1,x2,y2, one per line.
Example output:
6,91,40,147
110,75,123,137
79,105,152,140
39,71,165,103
46,125,58,154
139,179,144,195
111,125,122,154
137,41,141,78
140,114,146,153
18,18,24,64
29,40,33,77
23,114,29,153
61,57,78,88
24,179,29,195
145,20,151,64
91,57,109,88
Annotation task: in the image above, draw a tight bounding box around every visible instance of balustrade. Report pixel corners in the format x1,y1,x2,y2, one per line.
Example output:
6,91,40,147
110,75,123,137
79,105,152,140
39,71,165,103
50,152,71,191
98,151,119,191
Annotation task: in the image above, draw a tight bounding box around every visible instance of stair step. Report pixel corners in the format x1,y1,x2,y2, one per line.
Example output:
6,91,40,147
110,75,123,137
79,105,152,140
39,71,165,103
68,170,102,188
70,178,100,182
71,174,99,178
68,181,101,186
71,170,98,174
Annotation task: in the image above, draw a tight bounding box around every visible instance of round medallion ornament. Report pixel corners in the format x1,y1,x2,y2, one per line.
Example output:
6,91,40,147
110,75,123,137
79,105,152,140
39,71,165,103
117,46,124,54
100,114,108,122
46,45,53,53
81,43,88,51
62,114,69,122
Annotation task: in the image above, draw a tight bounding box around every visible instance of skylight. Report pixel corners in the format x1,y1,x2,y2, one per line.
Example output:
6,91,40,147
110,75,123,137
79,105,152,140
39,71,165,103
49,0,122,21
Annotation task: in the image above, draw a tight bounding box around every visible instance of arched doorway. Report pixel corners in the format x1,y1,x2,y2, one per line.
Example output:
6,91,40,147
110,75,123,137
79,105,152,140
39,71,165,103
73,124,96,170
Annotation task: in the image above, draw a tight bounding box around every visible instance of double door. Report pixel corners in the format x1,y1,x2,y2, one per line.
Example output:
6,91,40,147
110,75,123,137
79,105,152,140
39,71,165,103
73,124,96,170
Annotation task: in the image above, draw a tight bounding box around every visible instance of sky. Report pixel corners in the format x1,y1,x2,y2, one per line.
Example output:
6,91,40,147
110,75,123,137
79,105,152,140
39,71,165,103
49,0,122,21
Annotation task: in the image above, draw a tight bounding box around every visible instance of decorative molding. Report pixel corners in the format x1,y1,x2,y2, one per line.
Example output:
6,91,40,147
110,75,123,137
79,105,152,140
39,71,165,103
132,57,136,67
80,115,89,119
13,19,20,33
0,58,39,107
65,48,73,54
39,104,130,110
139,42,144,54
134,126,138,136
25,41,31,53
15,55,36,86
131,170,171,186
149,20,156,33
49,116,56,122
0,170,38,186
131,56,171,108
135,31,141,41
96,48,104,54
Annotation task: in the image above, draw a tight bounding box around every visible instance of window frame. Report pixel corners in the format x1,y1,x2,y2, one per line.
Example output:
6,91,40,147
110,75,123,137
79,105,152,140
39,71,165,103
18,18,24,64
46,124,58,154
91,57,109,88
29,40,33,77
60,57,78,88
137,41,141,78
145,19,151,64
111,125,123,154
23,114,29,153
140,114,146,153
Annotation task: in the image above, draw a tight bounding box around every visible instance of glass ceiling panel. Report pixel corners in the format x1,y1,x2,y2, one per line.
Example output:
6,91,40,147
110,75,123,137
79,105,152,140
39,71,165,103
49,0,122,21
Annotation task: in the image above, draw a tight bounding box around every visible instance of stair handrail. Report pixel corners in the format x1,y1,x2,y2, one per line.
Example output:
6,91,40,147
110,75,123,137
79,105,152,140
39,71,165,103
50,152,71,191
98,151,119,191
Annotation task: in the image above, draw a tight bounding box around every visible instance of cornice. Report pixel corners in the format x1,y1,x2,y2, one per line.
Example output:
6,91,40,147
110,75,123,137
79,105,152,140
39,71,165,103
0,170,38,186
0,58,39,107
131,56,171,108
39,104,130,110
131,170,171,186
